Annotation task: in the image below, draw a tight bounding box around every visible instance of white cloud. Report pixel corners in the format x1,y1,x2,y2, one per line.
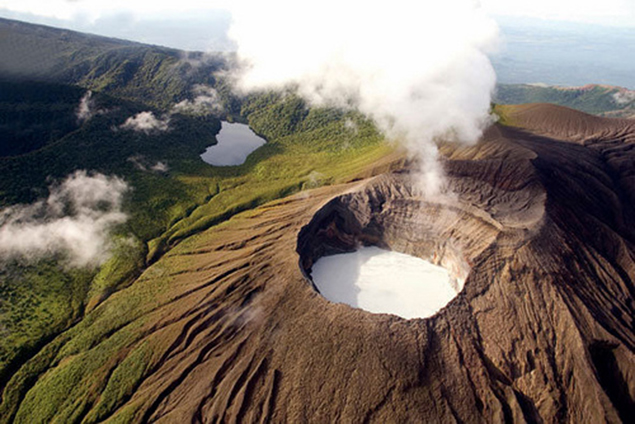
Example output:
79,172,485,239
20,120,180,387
172,84,224,115
613,90,635,105
343,118,358,136
76,90,106,122
76,90,94,122
127,155,169,173
127,155,146,171
228,0,499,194
150,161,169,173
0,171,128,267
120,111,170,134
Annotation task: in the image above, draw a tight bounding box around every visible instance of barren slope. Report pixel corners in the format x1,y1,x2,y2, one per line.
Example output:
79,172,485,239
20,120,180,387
1,105,634,423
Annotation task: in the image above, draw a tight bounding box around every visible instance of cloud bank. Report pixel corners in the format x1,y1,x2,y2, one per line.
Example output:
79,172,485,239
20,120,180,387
227,0,499,193
0,171,129,267
173,84,225,115
120,111,170,134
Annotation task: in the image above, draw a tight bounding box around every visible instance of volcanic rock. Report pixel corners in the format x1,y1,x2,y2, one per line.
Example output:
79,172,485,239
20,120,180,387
2,105,634,423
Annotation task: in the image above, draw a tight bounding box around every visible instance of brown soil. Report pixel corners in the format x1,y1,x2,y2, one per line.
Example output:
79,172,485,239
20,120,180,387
6,105,635,423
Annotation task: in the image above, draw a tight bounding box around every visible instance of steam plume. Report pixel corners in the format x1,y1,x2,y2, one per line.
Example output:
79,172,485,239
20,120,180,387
0,171,129,267
227,0,499,193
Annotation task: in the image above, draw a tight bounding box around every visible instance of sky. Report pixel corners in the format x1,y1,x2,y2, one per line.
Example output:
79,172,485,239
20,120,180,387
482,0,635,27
1,0,634,25
0,0,634,52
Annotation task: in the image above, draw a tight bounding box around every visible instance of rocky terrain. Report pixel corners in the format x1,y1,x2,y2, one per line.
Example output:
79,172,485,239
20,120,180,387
1,104,633,423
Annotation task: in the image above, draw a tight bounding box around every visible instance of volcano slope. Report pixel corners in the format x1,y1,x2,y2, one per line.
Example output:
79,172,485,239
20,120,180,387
2,104,634,423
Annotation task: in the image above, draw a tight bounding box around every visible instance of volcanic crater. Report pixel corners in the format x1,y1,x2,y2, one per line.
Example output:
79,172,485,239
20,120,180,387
3,105,634,423
296,124,550,318
297,174,475,318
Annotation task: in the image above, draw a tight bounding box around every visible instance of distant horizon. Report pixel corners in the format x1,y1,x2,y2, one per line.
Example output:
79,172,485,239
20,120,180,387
2,10,634,90
2,8,635,50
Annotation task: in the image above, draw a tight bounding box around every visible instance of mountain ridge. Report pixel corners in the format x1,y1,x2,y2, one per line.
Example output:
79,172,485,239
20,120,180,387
3,106,632,422
0,16,633,423
495,83,635,118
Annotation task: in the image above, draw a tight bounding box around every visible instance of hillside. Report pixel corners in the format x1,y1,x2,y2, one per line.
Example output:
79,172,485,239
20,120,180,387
0,18,392,394
0,80,86,157
0,105,633,423
495,83,635,118
0,17,230,111
0,18,633,424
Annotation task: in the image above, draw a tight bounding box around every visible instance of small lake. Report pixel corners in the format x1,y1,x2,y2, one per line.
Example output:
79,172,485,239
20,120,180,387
201,122,266,166
311,247,459,319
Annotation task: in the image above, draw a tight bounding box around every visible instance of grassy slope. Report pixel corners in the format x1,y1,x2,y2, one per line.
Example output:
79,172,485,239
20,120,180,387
0,19,237,384
495,83,635,117
8,18,632,422
0,83,220,379
0,76,392,424
0,18,393,421
146,94,390,261
0,17,225,111
0,94,393,423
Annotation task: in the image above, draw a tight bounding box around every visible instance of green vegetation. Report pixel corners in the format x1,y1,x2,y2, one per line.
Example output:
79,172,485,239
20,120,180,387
147,97,387,261
0,20,231,384
495,83,635,117
69,47,222,110
0,80,220,380
0,17,226,111
0,86,391,421
0,22,392,417
2,17,633,423
0,18,395,421
0,260,92,385
0,80,85,156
